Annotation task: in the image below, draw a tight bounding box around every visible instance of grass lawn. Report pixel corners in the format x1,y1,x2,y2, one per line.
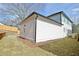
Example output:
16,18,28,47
39,37,79,56
0,31,54,56
1,30,79,56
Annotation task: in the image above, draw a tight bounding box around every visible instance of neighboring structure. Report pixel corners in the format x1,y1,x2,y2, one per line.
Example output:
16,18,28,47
0,23,4,25
19,11,73,43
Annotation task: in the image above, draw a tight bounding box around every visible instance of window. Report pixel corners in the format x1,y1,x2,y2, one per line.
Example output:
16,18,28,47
63,28,65,32
63,28,67,33
67,29,72,35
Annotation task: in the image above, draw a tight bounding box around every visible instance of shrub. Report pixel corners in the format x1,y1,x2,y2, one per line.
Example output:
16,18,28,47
68,33,78,39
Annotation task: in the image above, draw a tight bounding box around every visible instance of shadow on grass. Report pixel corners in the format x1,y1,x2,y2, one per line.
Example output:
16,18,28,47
39,38,79,56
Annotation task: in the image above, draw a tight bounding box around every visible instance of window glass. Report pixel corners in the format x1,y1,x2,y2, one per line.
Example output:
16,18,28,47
63,28,65,32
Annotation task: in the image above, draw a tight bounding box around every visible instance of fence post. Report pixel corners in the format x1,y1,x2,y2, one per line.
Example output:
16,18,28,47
77,34,79,41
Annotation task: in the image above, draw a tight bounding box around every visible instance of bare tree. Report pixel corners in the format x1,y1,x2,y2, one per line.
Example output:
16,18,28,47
0,3,46,26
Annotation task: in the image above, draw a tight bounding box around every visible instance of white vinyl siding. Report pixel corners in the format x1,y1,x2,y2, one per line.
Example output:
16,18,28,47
61,14,72,35
19,14,37,42
36,16,64,42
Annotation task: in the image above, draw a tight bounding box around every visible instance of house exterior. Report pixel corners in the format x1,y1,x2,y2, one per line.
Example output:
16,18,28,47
19,11,73,43
48,11,73,37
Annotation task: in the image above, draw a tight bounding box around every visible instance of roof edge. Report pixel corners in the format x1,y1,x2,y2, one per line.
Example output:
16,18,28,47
19,11,63,25
48,11,63,17
19,12,38,24
33,12,63,25
48,11,73,23
61,11,73,23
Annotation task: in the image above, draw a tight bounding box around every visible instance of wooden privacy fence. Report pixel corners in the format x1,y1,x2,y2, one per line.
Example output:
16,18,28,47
0,25,20,34
0,32,6,39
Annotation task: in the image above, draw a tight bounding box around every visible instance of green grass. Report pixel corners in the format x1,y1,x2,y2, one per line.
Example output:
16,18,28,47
0,31,54,56
39,37,79,56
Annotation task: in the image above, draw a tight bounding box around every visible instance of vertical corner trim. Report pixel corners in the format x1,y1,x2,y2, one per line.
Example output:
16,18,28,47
35,15,38,43
60,13,62,25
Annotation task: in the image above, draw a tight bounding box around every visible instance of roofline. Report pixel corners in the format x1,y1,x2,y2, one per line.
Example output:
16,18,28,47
32,12,63,25
48,11,62,17
20,12,63,25
61,11,73,23
19,12,37,24
48,11,73,23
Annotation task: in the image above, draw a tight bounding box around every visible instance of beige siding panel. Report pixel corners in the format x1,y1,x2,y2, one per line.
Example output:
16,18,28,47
19,14,37,42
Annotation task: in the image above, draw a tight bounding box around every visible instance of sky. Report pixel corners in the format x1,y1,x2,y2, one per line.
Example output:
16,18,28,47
0,3,79,25
37,3,79,24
